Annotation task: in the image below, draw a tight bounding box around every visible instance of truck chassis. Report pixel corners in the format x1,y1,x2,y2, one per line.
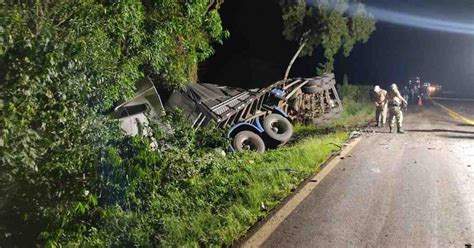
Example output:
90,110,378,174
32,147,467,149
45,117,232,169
114,73,342,153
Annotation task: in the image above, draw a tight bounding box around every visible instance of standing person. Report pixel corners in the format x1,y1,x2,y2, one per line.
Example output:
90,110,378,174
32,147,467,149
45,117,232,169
402,86,410,109
414,85,420,104
387,84,407,133
410,87,416,104
372,85,387,127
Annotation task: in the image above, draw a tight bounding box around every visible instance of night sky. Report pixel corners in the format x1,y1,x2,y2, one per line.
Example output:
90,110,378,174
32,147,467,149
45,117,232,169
200,0,474,93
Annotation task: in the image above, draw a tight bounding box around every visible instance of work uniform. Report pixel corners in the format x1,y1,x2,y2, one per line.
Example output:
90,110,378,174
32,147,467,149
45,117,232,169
373,89,387,127
387,88,407,133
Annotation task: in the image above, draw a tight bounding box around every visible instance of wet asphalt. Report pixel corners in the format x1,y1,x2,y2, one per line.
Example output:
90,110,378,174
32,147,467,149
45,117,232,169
261,100,474,247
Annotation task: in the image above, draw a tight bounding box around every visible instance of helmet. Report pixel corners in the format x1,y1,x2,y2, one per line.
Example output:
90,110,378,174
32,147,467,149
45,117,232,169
374,85,381,92
390,84,398,90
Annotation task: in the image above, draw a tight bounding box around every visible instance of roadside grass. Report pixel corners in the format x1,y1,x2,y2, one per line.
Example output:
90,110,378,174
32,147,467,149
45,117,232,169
159,132,350,246
294,99,374,139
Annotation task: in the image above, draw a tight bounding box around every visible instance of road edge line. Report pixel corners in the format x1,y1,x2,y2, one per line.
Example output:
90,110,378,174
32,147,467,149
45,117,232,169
240,136,363,248
431,99,474,125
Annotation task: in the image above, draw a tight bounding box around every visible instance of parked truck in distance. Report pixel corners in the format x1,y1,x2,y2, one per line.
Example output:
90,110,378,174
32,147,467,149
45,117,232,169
113,73,342,153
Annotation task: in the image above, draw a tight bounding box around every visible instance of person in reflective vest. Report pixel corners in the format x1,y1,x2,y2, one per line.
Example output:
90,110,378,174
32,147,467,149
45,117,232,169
387,84,408,133
372,85,387,127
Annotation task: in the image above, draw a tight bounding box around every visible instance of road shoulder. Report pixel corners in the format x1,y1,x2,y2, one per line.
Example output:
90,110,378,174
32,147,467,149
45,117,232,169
238,136,363,248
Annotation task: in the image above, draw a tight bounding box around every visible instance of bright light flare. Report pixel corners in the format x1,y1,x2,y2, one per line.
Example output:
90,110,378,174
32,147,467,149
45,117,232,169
365,6,474,36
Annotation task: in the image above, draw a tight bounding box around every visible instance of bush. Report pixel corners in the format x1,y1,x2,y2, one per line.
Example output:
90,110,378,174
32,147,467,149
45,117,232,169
52,111,230,246
339,83,372,104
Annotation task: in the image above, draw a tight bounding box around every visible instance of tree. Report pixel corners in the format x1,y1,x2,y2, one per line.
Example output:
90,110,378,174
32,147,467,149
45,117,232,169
280,0,375,79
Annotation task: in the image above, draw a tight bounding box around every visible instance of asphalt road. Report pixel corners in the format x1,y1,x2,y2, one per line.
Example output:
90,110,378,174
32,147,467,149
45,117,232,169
261,99,474,247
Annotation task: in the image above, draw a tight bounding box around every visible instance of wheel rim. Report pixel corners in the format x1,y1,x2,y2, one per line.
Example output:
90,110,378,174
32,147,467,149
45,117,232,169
270,121,286,134
241,138,258,151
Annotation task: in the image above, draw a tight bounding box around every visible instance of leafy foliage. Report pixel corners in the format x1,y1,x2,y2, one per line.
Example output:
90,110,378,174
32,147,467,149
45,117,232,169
280,0,375,73
62,118,347,246
62,111,229,246
0,0,226,246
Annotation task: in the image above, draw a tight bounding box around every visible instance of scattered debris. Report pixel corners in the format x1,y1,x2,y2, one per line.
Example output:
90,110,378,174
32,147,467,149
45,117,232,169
427,147,435,150
349,131,362,139
310,179,318,183
340,156,345,160
468,165,472,168
371,167,381,174
341,168,346,171
260,202,267,211
414,161,417,164
465,243,472,248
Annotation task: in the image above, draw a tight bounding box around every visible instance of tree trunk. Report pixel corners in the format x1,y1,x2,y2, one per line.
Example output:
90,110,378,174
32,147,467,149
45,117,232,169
284,41,307,80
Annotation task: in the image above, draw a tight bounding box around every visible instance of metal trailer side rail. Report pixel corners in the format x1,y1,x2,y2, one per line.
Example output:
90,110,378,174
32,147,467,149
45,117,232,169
190,73,342,130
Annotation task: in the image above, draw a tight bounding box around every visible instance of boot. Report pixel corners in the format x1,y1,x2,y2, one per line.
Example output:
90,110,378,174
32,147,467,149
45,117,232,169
397,127,404,134
389,126,393,133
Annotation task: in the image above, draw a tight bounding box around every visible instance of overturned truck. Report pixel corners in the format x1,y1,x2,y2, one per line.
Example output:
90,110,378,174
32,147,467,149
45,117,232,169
114,73,342,153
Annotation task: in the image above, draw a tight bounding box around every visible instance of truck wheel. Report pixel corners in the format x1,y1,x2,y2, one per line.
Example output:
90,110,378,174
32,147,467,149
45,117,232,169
233,131,266,153
263,114,293,143
302,82,333,94
305,77,324,87
322,72,335,80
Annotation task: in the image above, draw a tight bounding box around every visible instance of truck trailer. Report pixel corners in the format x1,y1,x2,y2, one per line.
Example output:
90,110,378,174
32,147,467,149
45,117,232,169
113,73,342,153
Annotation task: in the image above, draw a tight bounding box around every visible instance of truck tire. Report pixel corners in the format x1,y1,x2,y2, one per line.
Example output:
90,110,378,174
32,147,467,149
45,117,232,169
322,72,335,79
305,77,324,87
233,131,266,153
302,83,332,94
263,114,293,143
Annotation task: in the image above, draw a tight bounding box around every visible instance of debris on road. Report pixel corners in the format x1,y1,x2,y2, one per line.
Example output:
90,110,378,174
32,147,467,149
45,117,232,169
370,167,381,174
349,131,362,139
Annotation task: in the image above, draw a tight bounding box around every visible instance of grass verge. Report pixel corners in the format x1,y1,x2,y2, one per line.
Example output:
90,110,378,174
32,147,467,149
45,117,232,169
159,132,350,246
294,99,374,138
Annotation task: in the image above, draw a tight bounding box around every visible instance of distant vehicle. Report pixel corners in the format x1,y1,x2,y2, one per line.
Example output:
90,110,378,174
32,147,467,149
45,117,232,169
113,74,342,153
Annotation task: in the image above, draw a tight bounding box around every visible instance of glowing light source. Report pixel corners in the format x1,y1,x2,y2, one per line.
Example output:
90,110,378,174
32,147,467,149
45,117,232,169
365,6,474,35
308,1,474,35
